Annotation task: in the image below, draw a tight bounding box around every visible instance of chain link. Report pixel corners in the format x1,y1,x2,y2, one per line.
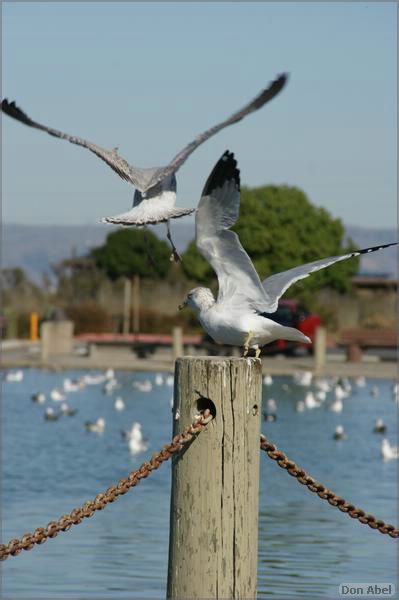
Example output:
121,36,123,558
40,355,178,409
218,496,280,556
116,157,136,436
260,434,399,538
0,409,213,561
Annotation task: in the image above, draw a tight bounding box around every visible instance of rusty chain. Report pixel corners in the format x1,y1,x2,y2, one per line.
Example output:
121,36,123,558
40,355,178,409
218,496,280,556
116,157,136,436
260,433,399,538
0,409,213,561
1,407,396,562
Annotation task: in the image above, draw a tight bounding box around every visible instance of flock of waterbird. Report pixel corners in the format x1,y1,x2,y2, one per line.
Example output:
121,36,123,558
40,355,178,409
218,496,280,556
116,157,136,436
261,371,399,460
2,74,397,357
5,368,175,455
5,368,398,460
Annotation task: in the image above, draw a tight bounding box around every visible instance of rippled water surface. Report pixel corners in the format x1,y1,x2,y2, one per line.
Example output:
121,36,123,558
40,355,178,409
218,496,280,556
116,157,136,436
1,368,397,598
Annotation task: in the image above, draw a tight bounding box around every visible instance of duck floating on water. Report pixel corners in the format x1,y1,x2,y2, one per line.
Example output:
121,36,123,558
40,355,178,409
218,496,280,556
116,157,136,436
32,392,46,404
44,407,60,421
60,403,77,417
85,417,105,433
333,425,347,440
373,418,386,434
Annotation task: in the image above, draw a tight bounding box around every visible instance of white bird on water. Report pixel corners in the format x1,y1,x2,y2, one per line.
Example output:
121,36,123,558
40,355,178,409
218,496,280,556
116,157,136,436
178,151,398,357
294,371,313,387
133,379,153,393
381,439,399,460
50,388,66,402
304,391,320,409
155,373,164,386
113,396,125,411
329,397,343,413
5,370,23,382
125,422,148,455
85,417,105,434
1,74,287,261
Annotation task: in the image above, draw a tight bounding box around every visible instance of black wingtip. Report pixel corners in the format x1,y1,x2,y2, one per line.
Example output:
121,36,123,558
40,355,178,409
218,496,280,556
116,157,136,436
202,150,240,197
253,72,289,110
1,98,31,125
355,241,398,257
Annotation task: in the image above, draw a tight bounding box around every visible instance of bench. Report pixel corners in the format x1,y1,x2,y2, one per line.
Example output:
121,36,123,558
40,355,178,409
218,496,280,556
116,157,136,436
338,328,397,362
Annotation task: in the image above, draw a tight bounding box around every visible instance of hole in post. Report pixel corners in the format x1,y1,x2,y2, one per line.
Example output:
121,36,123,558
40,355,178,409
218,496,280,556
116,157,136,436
196,395,217,419
252,404,259,416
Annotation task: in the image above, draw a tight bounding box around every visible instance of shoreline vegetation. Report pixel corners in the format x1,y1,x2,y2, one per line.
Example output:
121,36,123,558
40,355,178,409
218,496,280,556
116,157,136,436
2,185,397,357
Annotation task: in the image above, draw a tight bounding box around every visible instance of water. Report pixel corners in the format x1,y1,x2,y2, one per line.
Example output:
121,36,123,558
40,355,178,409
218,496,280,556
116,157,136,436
1,368,397,598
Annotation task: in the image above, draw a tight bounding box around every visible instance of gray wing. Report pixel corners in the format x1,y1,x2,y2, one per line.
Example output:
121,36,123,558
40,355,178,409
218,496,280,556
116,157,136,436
1,98,147,189
262,242,398,313
147,73,288,189
197,151,270,311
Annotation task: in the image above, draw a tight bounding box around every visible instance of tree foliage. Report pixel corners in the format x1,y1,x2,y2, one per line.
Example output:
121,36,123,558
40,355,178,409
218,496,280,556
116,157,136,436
91,228,171,280
181,185,359,295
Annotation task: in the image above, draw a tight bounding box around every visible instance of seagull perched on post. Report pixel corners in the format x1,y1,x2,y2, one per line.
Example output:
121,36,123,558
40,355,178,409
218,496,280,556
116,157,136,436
1,73,287,261
179,151,398,357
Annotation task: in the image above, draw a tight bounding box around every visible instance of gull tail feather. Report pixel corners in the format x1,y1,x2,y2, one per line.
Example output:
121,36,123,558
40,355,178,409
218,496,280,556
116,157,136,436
278,327,312,344
101,207,196,226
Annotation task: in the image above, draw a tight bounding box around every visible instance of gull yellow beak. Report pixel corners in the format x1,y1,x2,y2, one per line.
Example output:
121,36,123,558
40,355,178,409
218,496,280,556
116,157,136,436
178,300,187,311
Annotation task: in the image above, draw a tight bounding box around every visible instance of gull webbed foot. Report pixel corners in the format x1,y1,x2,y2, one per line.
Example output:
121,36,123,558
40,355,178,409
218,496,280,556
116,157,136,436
169,248,181,263
166,221,181,262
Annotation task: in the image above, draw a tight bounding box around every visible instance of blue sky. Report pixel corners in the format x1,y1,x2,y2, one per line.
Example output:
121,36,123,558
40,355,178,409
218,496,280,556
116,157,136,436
2,2,397,228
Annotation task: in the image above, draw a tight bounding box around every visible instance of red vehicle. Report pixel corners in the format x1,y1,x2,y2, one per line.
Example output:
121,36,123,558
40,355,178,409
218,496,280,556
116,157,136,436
263,299,321,355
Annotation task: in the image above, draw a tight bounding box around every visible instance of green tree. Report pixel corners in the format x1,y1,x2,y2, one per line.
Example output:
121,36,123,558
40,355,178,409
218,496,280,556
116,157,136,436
92,228,171,280
182,185,359,294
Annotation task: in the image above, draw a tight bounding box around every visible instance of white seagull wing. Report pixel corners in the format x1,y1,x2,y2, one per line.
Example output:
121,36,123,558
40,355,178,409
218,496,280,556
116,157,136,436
1,98,147,189
147,73,288,189
262,242,398,313
196,151,270,311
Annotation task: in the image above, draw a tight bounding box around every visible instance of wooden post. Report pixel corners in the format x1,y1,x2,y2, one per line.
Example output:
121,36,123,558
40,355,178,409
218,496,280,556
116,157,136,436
132,275,140,333
172,326,183,360
167,356,262,598
313,326,326,374
122,278,131,334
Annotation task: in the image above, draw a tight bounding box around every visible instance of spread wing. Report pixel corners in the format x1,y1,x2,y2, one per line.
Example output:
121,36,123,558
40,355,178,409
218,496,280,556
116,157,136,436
1,98,147,189
196,151,270,311
147,73,288,189
262,242,398,313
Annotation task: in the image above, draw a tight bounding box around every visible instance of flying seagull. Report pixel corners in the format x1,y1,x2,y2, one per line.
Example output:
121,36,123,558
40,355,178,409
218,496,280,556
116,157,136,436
1,73,287,261
179,151,397,357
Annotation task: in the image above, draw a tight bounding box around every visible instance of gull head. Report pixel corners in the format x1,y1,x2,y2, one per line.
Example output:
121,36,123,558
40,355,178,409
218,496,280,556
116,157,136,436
179,287,215,313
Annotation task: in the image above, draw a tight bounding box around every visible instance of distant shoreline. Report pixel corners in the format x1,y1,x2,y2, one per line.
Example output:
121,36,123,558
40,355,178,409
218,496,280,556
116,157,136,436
1,344,397,380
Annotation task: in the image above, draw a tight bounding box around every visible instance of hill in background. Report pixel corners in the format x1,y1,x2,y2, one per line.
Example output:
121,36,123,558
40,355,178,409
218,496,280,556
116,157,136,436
1,222,397,283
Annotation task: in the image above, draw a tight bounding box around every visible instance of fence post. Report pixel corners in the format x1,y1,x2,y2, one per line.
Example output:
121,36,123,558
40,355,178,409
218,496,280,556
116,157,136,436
132,275,140,333
313,326,327,374
167,356,262,598
122,278,131,334
172,326,183,360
